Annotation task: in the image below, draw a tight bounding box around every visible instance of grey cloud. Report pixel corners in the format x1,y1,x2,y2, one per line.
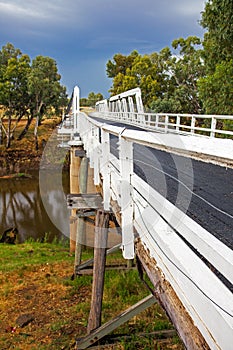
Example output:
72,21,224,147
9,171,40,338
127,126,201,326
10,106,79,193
0,0,205,95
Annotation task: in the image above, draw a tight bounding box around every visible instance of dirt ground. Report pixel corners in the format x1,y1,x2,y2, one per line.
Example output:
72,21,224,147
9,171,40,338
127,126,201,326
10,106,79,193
0,117,62,175
0,255,184,350
0,260,87,350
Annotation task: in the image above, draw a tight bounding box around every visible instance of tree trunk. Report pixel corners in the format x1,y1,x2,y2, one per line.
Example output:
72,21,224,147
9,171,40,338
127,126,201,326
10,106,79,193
6,114,12,149
17,115,33,140
34,115,39,151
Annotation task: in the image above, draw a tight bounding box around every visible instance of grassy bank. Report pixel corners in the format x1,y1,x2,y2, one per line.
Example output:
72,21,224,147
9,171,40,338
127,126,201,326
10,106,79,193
0,241,184,350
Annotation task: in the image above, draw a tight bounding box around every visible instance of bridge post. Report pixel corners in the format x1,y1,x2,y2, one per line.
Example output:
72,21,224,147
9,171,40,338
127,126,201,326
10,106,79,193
119,135,134,259
128,96,134,122
176,115,181,132
101,130,110,211
73,85,80,134
93,127,101,185
69,147,81,253
87,209,109,333
74,155,88,269
191,116,196,134
210,117,216,137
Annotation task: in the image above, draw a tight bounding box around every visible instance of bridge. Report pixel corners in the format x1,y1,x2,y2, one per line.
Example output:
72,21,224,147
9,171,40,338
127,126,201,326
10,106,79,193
58,86,233,350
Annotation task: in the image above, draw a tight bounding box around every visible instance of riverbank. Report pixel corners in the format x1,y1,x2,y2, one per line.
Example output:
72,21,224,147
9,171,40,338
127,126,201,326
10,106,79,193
0,241,184,350
0,117,62,175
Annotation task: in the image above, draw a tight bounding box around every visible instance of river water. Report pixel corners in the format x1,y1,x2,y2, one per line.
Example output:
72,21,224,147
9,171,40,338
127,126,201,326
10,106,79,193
0,170,70,243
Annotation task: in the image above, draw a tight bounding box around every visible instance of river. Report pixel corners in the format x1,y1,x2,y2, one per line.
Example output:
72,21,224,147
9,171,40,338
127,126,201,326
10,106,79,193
0,170,70,243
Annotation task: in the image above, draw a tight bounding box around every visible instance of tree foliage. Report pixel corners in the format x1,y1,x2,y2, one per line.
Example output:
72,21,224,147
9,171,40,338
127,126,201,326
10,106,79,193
198,0,233,115
0,44,31,147
108,52,162,107
0,43,67,148
106,0,232,116
200,0,233,73
106,51,139,78
152,36,204,114
198,60,233,115
80,92,104,107
107,37,204,112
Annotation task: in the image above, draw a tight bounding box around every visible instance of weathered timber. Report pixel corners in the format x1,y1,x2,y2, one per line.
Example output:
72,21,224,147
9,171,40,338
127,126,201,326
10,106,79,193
87,210,109,334
77,266,136,275
74,156,89,270
75,243,121,273
135,239,210,350
69,147,81,252
76,294,156,349
67,193,103,210
75,149,86,157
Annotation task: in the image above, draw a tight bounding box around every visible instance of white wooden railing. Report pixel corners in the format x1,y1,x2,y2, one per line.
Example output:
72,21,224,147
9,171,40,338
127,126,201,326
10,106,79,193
59,87,233,349
95,88,233,138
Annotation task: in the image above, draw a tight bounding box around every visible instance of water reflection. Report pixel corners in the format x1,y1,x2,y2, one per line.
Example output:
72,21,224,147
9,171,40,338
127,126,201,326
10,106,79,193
0,170,70,242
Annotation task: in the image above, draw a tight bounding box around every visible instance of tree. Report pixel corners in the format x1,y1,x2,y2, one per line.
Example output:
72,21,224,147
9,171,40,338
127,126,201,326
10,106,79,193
106,51,139,78
198,60,233,115
198,0,233,115
80,92,104,107
0,44,31,148
0,42,21,69
200,0,233,73
0,43,68,148
107,39,204,112
150,37,204,113
87,92,104,107
28,55,67,149
108,53,162,107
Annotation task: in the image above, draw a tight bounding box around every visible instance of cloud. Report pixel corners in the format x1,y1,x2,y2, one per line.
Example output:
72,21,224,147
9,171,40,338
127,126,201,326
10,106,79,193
0,0,56,20
0,0,205,95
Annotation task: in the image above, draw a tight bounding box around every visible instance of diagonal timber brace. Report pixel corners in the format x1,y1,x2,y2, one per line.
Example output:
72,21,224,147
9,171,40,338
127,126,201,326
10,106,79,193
76,294,157,349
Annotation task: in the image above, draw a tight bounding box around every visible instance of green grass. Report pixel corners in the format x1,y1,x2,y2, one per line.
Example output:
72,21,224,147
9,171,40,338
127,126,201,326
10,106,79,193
0,241,184,349
0,242,69,273
0,241,98,276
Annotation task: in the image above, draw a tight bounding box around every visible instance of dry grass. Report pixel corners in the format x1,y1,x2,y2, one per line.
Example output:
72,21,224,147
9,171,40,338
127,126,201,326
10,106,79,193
0,242,184,350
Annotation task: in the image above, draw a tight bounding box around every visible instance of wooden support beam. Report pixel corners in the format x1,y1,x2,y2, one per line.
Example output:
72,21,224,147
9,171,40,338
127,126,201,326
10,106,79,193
76,294,157,349
67,193,103,210
76,243,121,274
70,147,81,253
75,149,86,157
77,266,136,275
74,156,89,270
87,210,109,334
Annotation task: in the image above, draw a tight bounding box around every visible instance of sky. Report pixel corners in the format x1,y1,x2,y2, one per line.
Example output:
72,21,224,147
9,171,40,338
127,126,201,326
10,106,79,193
0,0,205,98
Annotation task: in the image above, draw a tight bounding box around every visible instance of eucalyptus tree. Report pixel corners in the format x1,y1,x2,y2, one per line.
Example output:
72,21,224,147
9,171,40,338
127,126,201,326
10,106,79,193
198,0,233,115
0,43,30,148
28,55,67,149
107,52,162,107
87,92,104,107
200,0,233,73
0,42,67,149
107,37,204,112
106,50,139,79
150,37,204,113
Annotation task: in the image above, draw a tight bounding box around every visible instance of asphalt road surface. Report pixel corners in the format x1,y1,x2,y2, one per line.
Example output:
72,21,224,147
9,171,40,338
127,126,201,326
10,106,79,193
93,116,233,251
